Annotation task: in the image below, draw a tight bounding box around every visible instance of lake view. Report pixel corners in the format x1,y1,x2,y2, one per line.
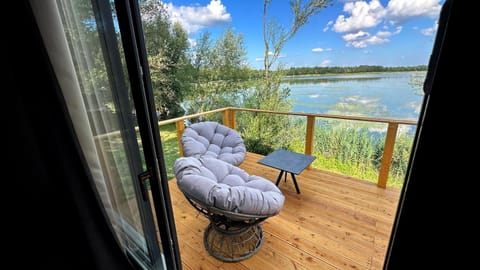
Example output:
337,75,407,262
283,71,426,121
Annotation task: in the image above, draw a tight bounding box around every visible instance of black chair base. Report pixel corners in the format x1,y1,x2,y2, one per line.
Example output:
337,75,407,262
184,195,269,262
204,222,264,262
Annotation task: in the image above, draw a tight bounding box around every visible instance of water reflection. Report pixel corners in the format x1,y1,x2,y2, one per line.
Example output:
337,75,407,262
284,71,426,121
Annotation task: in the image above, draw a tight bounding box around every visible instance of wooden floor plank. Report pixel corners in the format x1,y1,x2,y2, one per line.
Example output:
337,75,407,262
263,214,374,269
166,152,401,270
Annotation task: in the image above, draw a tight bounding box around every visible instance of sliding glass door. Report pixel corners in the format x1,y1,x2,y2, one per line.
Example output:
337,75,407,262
31,0,181,269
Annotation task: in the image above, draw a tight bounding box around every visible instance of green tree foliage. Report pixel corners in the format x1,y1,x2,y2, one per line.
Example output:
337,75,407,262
186,28,252,122
238,72,293,155
284,65,427,76
140,0,191,119
239,0,332,154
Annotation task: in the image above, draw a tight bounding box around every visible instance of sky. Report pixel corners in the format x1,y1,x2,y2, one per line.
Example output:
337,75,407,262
161,0,444,69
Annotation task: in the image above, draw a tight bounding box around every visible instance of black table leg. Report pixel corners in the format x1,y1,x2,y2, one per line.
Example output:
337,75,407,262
275,170,284,186
291,173,301,194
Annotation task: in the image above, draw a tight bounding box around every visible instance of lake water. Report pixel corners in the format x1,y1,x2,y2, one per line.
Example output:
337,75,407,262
283,71,426,121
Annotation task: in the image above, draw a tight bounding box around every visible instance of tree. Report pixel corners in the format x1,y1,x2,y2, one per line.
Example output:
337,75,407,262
140,0,191,119
186,28,252,122
239,0,332,154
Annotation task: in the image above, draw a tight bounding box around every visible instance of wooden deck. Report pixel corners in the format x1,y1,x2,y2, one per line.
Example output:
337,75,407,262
168,152,401,270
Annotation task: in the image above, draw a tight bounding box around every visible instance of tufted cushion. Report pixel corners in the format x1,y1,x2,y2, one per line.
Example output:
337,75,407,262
174,157,284,216
181,121,246,166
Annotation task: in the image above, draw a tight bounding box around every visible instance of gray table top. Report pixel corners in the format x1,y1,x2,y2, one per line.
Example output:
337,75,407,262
257,149,316,175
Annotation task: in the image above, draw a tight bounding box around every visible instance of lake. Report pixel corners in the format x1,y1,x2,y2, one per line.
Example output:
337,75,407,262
283,71,426,121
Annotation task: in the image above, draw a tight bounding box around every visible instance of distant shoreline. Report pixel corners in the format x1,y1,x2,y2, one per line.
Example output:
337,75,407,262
281,65,427,78
283,70,426,78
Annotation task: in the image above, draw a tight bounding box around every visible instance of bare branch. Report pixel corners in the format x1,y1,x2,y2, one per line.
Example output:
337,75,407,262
263,0,332,74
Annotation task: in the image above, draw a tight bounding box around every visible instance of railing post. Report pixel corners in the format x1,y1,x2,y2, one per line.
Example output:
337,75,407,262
222,109,230,128
222,108,237,130
175,120,185,156
305,116,315,169
231,109,237,130
377,123,399,188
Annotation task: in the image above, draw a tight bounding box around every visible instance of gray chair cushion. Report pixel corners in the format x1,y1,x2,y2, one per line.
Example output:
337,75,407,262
181,121,246,166
174,157,284,216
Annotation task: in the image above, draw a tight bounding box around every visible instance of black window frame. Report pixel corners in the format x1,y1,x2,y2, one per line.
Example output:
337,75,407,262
110,0,182,269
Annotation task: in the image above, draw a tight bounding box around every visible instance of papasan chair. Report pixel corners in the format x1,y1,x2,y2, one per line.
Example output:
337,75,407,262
181,121,246,166
174,156,285,262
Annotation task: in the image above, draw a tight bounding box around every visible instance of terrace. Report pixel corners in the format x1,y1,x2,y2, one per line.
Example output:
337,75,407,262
159,107,414,269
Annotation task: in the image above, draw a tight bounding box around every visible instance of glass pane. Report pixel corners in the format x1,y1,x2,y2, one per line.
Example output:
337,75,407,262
56,0,163,267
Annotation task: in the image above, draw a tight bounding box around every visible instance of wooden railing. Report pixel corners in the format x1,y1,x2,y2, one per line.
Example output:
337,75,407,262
158,107,417,188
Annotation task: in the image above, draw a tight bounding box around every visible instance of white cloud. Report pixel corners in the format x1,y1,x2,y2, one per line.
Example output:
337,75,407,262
332,0,441,31
386,0,442,24
343,28,401,48
421,27,435,36
393,26,403,34
312,47,332,52
333,0,386,33
331,0,441,48
165,0,231,34
347,36,384,48
376,26,402,38
342,30,370,41
375,30,392,38
420,21,438,36
255,57,264,62
330,0,442,48
320,60,332,67
351,35,389,48
323,20,333,32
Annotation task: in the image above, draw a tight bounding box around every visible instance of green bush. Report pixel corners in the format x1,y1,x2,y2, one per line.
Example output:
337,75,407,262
243,138,275,156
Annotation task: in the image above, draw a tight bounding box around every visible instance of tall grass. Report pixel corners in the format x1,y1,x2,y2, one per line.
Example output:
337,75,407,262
310,120,412,188
239,116,414,188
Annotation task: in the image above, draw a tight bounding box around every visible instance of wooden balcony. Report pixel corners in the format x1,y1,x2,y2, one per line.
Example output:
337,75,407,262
168,152,401,270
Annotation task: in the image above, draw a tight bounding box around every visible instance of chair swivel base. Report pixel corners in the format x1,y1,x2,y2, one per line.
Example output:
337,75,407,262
203,222,264,262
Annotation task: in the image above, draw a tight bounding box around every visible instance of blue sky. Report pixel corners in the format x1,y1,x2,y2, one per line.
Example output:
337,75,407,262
162,0,443,69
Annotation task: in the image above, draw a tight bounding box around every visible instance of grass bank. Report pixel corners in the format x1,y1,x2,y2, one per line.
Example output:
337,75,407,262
159,123,180,179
